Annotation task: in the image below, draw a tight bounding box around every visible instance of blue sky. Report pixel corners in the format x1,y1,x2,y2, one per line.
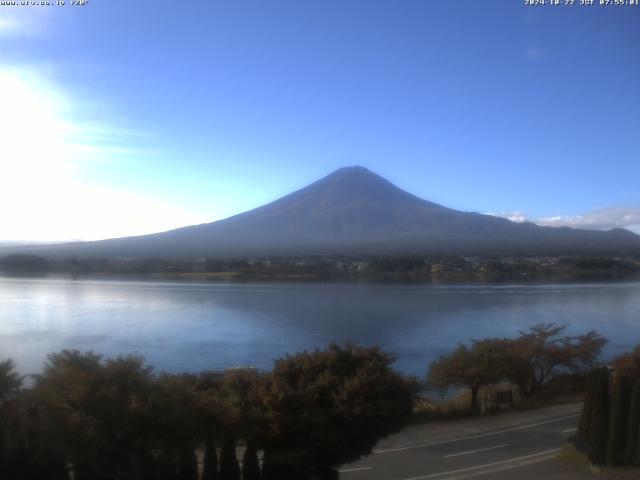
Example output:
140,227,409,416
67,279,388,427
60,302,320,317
0,1,639,241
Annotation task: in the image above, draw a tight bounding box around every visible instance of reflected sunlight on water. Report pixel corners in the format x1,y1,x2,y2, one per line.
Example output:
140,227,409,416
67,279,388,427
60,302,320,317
1,277,639,377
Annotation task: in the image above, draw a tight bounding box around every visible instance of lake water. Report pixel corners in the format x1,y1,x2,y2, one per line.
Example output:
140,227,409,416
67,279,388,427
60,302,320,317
1,277,639,378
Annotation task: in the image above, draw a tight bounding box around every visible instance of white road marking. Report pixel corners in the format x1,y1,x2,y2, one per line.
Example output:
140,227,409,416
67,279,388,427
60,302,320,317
399,448,562,480
441,452,559,479
338,466,372,473
374,414,579,454
562,427,577,433
443,443,508,458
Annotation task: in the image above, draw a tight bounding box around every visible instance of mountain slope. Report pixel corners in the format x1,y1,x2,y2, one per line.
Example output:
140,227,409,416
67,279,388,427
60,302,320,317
11,166,640,258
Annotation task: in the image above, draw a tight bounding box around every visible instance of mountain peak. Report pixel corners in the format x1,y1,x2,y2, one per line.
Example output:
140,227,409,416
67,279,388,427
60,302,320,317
332,165,374,175
316,165,383,185
305,165,417,207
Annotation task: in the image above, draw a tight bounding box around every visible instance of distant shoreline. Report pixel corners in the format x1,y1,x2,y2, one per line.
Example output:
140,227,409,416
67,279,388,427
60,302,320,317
2,252,640,284
2,269,639,285
146,270,640,284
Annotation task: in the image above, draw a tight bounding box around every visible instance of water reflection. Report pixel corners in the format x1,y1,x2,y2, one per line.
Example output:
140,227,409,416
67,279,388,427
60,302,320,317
0,277,638,376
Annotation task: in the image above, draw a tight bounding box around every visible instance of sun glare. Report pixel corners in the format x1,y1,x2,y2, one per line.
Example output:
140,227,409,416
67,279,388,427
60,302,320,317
0,69,206,242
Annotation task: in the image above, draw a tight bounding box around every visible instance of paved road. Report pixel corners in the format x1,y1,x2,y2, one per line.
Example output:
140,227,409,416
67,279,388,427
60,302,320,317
339,403,586,480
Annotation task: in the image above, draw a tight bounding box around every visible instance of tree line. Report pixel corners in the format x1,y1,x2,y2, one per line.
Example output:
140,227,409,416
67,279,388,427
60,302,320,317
0,345,418,480
0,324,621,479
577,346,640,467
4,254,638,279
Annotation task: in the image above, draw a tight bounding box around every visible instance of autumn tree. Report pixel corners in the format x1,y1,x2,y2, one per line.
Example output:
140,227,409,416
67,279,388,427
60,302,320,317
32,350,175,479
0,359,25,478
614,346,640,378
260,344,418,480
32,350,106,478
0,359,23,453
215,369,265,480
507,324,606,398
194,372,225,480
0,359,22,402
429,339,511,412
150,374,201,480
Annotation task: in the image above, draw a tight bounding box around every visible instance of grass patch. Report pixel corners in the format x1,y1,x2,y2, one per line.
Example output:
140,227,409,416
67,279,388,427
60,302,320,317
557,445,640,479
412,392,474,423
511,389,585,411
412,383,585,424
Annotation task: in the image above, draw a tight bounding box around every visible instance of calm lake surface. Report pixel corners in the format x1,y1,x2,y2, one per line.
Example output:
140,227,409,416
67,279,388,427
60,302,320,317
1,277,639,377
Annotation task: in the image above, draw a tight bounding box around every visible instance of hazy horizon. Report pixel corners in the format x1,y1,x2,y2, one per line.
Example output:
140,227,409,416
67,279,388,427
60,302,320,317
3,165,640,246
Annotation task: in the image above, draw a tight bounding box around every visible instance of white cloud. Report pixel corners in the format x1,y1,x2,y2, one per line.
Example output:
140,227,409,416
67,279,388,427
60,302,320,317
0,67,207,242
489,207,640,234
0,9,48,37
0,14,19,34
493,211,530,223
536,207,640,232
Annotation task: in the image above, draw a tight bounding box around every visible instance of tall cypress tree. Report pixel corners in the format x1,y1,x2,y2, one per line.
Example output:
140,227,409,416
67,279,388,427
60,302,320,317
177,445,198,480
156,450,179,480
38,452,71,480
202,432,219,480
578,369,597,443
134,450,157,480
588,366,610,465
72,460,95,480
219,430,240,480
241,442,260,480
261,451,300,480
606,373,631,466
635,422,640,467
625,381,640,466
